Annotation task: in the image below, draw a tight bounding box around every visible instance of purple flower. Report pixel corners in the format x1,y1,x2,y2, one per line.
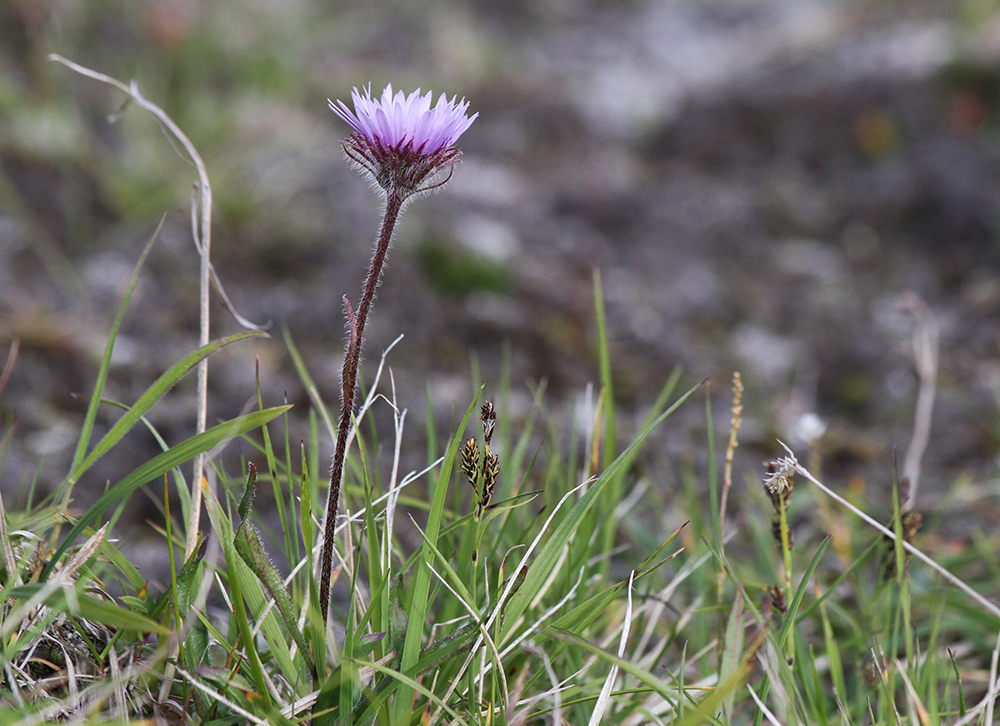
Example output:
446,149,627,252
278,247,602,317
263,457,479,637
329,84,477,197
318,85,477,621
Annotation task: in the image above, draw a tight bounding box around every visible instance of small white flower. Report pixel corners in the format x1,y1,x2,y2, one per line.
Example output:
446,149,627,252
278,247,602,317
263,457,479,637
792,412,827,445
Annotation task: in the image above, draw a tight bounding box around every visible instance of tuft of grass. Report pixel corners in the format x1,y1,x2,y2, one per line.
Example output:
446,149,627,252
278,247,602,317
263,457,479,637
2,56,1000,726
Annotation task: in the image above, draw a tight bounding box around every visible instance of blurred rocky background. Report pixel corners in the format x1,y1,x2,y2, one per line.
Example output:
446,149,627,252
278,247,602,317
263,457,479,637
2,0,1000,578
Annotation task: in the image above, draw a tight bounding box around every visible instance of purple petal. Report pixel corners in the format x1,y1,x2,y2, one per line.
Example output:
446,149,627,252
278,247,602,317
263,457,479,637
330,82,477,154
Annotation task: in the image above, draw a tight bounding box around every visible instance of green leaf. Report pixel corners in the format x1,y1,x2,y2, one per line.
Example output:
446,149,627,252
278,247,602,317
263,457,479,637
233,463,316,681
183,618,210,672
177,532,209,614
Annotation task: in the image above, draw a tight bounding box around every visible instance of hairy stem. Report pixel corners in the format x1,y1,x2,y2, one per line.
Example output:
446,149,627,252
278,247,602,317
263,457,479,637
319,188,405,624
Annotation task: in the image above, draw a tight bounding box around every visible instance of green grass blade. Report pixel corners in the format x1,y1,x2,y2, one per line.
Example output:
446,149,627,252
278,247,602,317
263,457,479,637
819,597,847,711
67,330,268,488
776,538,830,650
706,385,719,546
355,657,472,726
283,325,336,442
948,648,966,717
552,625,753,724
593,268,621,579
549,523,687,637
501,381,701,641
69,218,162,478
391,390,482,724
43,404,291,578
592,268,616,467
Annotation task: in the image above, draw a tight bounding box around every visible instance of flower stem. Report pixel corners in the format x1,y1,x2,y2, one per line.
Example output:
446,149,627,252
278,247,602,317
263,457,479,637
319,188,405,625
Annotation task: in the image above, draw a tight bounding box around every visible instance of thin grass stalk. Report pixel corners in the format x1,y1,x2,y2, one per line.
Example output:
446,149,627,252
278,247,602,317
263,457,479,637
592,270,620,576
889,460,917,677
776,486,794,664
161,476,184,704
0,339,18,409
593,269,616,465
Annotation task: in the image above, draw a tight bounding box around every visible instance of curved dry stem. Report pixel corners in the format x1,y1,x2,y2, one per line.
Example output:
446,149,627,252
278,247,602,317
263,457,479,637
49,54,268,557
900,295,938,509
49,54,211,559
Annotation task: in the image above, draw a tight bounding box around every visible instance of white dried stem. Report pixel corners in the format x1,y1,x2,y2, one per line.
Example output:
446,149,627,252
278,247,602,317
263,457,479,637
789,446,1000,622
48,54,211,559
901,296,938,509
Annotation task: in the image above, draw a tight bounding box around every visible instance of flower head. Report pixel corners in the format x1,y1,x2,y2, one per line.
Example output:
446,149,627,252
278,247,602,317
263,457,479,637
763,454,797,495
330,84,477,197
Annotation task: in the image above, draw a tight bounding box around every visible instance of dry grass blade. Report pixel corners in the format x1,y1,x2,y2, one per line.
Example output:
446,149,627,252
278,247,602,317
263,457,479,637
894,659,931,724
8,661,156,726
47,53,263,562
588,570,635,726
0,339,18,400
516,642,564,725
984,630,1000,726
427,562,511,714
174,665,269,725
899,293,938,509
747,683,782,725
0,524,108,641
0,523,156,720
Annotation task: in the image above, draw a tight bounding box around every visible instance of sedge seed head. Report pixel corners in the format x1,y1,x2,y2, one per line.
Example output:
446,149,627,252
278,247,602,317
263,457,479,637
461,437,480,490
